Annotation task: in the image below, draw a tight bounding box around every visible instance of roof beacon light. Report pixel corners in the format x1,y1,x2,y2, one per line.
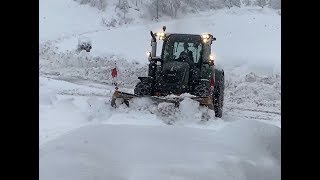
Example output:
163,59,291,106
201,33,211,43
157,32,165,40
202,34,210,39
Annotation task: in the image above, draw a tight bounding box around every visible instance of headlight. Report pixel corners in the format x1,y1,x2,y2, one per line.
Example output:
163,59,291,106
157,32,165,40
209,54,215,60
201,34,210,39
208,54,215,65
202,33,211,43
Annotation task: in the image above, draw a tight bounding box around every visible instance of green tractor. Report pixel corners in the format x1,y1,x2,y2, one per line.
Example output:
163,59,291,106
111,26,225,117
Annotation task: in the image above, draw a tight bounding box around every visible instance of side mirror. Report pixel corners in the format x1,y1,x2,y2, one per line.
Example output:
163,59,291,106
149,56,162,63
212,37,216,41
150,31,156,41
146,51,153,61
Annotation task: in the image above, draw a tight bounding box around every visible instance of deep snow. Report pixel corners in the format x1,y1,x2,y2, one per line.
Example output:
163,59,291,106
40,121,280,180
39,1,281,179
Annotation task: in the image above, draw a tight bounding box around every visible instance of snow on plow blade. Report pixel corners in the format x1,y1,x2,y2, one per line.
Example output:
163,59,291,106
110,90,213,108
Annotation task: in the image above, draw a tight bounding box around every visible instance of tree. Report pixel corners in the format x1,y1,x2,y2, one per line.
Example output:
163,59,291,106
224,0,233,8
75,0,107,11
150,0,179,19
256,0,268,8
231,0,241,7
118,0,129,19
270,0,281,9
172,0,182,17
156,0,159,19
242,0,251,6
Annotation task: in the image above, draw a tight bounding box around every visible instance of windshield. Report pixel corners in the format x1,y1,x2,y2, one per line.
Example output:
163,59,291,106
162,35,203,64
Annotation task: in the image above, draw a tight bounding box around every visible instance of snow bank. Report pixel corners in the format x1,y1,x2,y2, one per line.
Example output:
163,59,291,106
40,120,280,180
39,0,105,41
225,72,280,113
50,7,280,74
39,77,113,145
39,42,148,88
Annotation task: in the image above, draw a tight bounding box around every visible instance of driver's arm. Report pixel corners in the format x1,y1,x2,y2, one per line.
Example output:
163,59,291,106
188,51,194,63
178,51,186,61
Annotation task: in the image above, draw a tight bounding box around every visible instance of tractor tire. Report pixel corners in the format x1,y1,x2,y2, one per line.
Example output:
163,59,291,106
193,83,214,111
193,83,211,97
134,81,152,96
213,70,225,118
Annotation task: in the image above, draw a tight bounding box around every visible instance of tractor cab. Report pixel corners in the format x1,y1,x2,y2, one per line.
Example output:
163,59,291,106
161,34,203,65
146,28,217,95
149,28,216,66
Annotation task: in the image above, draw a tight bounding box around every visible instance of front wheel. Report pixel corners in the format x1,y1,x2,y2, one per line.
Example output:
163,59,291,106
134,81,152,96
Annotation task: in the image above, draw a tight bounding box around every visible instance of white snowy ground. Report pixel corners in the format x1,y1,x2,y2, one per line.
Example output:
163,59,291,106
39,1,281,179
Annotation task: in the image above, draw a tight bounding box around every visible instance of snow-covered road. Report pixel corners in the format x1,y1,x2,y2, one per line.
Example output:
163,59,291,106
39,75,280,146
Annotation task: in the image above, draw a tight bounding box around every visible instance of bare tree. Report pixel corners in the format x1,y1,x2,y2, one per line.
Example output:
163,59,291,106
270,0,281,9
119,0,129,19
231,0,241,7
256,0,268,8
242,0,252,6
224,0,233,8
156,0,159,20
74,0,107,10
173,0,181,17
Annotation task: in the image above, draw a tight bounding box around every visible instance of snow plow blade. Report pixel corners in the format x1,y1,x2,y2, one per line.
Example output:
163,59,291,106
111,90,213,108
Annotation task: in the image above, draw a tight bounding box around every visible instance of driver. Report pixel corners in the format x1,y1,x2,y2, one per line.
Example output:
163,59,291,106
179,42,194,63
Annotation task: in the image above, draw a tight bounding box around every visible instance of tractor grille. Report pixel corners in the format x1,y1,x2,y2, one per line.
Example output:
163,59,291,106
162,69,185,84
156,61,190,94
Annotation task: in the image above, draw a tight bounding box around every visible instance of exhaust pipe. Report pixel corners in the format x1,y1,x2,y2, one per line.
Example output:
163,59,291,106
150,31,157,57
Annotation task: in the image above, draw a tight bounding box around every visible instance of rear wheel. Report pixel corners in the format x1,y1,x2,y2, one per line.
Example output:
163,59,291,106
134,81,152,96
213,71,224,118
213,86,224,118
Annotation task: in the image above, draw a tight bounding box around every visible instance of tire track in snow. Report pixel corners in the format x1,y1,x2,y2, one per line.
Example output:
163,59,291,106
226,107,280,115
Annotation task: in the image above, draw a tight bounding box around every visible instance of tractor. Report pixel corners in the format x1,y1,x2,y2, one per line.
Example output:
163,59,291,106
111,26,224,117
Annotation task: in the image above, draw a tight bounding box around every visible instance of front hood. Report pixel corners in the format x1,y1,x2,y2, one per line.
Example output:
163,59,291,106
156,61,190,94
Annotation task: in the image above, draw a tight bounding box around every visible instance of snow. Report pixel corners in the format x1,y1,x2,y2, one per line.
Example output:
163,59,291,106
40,120,280,180
39,1,281,179
39,0,105,41
50,7,280,76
